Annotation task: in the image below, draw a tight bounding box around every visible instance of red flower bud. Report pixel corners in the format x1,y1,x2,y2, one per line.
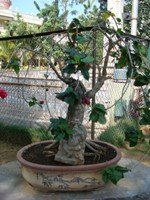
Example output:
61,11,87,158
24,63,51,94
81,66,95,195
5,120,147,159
39,100,44,105
82,96,90,105
0,88,8,99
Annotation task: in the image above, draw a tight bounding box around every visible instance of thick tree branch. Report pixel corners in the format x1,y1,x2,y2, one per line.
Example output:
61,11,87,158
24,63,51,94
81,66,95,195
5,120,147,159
102,41,113,76
86,35,122,99
86,40,113,98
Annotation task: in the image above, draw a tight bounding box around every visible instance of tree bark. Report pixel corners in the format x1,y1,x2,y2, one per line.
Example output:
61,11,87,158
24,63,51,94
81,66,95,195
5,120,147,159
55,80,87,165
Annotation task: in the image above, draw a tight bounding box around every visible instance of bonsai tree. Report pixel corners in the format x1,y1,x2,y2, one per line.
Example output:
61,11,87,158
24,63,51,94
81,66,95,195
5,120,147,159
1,3,149,186
21,12,149,166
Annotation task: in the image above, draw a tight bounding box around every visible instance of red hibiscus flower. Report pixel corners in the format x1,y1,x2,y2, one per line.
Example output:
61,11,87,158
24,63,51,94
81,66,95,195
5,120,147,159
0,88,8,99
82,96,90,105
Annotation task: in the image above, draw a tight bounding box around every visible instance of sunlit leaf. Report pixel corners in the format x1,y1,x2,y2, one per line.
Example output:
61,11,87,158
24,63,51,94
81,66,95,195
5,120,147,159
102,166,130,185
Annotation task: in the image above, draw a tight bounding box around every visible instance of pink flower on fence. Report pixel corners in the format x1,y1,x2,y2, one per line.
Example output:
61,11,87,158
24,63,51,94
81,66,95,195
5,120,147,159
0,88,8,99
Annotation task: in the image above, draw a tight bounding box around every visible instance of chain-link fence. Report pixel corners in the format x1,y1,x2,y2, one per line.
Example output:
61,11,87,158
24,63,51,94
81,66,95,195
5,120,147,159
0,69,134,139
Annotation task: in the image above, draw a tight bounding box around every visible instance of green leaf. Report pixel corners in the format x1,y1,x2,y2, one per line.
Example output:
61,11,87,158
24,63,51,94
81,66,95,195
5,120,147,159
140,108,150,125
81,56,94,64
117,28,124,34
102,166,130,185
50,118,60,129
65,95,77,105
50,117,74,142
94,104,106,113
102,11,112,20
89,113,99,122
69,18,82,30
118,56,128,68
56,86,73,100
74,54,82,62
56,86,80,105
116,18,121,22
89,104,106,124
77,64,90,80
98,114,107,124
63,64,76,75
76,35,87,44
29,101,36,107
28,97,38,107
34,1,41,11
124,126,142,147
65,47,78,58
11,58,20,74
134,75,150,86
55,133,65,142
102,171,109,184
44,73,49,79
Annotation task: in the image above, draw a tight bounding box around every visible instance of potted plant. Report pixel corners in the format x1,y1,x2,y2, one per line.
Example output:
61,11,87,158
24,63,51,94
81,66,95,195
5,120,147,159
14,8,149,192
15,17,127,192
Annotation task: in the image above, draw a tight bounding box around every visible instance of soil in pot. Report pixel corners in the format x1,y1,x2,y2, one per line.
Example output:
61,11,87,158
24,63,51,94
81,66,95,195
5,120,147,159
22,141,117,166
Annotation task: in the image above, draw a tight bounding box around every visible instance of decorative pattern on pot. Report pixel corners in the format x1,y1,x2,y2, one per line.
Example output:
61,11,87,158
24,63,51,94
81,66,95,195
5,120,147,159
21,167,103,191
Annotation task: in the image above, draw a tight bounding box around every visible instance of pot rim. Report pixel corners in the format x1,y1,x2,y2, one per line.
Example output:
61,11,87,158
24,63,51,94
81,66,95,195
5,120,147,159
17,140,121,172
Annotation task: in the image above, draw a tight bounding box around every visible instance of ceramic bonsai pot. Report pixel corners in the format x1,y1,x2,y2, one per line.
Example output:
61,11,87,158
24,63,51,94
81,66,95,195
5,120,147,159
17,140,121,192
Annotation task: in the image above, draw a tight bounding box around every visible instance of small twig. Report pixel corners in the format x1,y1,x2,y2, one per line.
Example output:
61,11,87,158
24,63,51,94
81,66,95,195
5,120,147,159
22,46,68,84
44,65,54,118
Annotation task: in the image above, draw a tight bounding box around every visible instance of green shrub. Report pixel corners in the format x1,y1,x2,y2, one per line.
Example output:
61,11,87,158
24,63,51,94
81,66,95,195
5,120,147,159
0,122,53,146
31,125,53,142
98,125,125,147
116,118,138,131
0,122,32,146
98,118,140,147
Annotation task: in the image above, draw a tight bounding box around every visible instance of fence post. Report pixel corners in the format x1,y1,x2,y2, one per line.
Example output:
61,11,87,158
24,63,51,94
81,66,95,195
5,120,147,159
91,29,97,140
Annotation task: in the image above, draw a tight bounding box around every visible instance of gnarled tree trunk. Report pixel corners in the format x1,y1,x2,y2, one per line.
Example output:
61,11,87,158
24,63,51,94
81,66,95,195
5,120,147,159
55,103,87,165
55,80,87,165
